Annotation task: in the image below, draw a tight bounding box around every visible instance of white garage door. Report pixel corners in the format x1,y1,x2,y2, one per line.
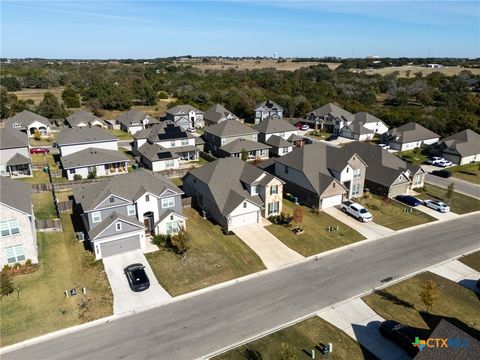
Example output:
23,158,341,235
321,195,343,209
229,211,259,230
100,236,141,258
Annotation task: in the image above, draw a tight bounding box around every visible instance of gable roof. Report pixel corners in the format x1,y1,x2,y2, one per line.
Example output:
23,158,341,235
138,142,178,162
308,103,352,118
6,153,31,166
5,110,50,128
0,126,29,149
204,120,258,138
66,111,106,127
388,122,439,143
134,121,194,142
203,104,238,124
441,129,480,157
255,100,283,112
73,169,182,212
0,177,32,215
89,212,144,240
60,147,129,169
116,109,159,127
254,116,296,134
166,104,202,115
57,127,117,146
219,138,271,154
265,135,293,148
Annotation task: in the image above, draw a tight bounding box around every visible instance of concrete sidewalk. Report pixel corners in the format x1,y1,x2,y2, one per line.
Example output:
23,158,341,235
318,298,410,360
324,207,394,240
234,224,304,269
429,259,480,293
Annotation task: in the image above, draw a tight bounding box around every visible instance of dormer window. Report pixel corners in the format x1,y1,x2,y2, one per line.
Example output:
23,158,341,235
243,202,247,208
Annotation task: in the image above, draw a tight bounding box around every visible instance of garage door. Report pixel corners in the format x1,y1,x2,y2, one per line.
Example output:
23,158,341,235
389,183,410,197
100,236,141,258
321,195,343,209
229,211,259,230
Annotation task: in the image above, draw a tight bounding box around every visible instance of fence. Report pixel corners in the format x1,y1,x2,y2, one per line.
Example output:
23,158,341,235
159,168,190,179
57,200,74,213
31,178,109,193
181,197,192,208
35,219,63,231
200,151,217,162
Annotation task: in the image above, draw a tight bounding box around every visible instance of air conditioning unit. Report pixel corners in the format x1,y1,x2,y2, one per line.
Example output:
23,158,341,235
76,232,85,241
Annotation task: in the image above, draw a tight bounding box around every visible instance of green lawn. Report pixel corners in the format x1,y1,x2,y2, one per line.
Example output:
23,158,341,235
29,133,57,146
17,170,50,184
363,272,480,339
32,192,57,220
31,153,59,171
356,194,436,230
307,130,330,139
145,207,266,296
108,129,133,140
214,316,375,360
396,149,429,165
448,163,480,185
265,200,365,257
0,214,113,346
169,177,183,186
417,183,480,214
458,251,480,272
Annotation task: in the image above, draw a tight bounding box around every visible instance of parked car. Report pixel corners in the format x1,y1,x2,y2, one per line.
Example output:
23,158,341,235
303,137,313,145
124,263,150,292
395,195,423,207
426,156,445,165
424,200,450,213
378,143,390,150
341,201,373,222
300,124,310,131
379,320,419,357
326,134,338,141
437,159,453,168
30,147,49,154
431,170,452,178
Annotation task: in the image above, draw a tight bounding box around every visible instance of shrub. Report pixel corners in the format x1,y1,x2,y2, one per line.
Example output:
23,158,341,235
152,230,191,255
1,271,15,296
2,264,11,273
73,174,83,181
87,170,96,179
157,91,168,99
33,129,42,141
25,259,32,267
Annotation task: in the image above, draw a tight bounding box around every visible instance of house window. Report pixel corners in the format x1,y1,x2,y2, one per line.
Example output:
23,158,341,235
0,164,5,176
268,201,279,215
127,205,136,216
251,186,258,195
243,202,247,208
170,140,176,147
414,175,422,185
0,220,20,237
92,211,101,223
116,223,122,231
346,167,350,173
284,165,289,174
69,169,76,174
270,185,278,195
166,221,179,235
221,138,226,145
145,194,150,202
110,197,115,203
161,197,175,208
181,139,189,146
4,244,25,264
353,169,361,179
165,159,175,168
352,183,360,196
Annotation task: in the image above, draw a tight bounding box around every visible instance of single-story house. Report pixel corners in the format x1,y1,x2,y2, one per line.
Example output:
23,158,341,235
56,127,118,157
66,111,107,128
438,129,480,165
0,127,32,178
383,122,440,151
116,109,160,134
4,110,51,137
203,104,240,126
217,138,271,160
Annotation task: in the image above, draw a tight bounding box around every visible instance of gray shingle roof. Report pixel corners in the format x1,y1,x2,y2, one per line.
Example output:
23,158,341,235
203,104,238,124
254,116,296,134
0,177,32,215
204,120,258,138
0,126,29,149
73,169,183,212
57,127,117,146
255,100,283,112
134,122,195,142
60,147,129,169
138,142,177,162
288,133,304,142
116,109,159,127
166,104,202,115
5,110,50,128
6,153,31,166
264,135,293,148
66,111,106,128
89,212,144,240
219,138,271,154
308,103,352,118
388,122,439,143
441,129,480,157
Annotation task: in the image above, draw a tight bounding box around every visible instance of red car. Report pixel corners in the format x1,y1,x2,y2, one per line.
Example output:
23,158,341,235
30,148,49,154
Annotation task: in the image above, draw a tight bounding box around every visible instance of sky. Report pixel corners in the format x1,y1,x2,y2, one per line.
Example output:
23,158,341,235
1,1,478,59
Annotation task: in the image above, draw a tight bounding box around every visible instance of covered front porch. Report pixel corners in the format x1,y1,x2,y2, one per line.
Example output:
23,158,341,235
172,145,199,163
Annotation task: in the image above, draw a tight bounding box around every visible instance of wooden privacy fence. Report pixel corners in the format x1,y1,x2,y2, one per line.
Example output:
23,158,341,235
57,200,74,213
35,219,63,231
200,151,217,162
181,197,192,208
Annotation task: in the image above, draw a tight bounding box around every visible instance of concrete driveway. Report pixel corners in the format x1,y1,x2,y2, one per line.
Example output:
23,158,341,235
323,207,394,240
429,259,480,293
234,224,303,269
415,204,460,221
103,250,172,314
318,298,410,360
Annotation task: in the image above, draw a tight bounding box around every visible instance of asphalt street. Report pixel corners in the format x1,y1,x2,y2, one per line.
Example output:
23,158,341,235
425,174,479,199
4,213,480,360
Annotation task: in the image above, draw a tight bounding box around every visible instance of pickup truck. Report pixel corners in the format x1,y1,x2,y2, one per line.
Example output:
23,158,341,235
341,201,373,222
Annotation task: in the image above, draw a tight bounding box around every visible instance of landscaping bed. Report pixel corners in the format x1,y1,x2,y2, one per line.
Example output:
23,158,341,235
417,183,480,214
145,208,265,296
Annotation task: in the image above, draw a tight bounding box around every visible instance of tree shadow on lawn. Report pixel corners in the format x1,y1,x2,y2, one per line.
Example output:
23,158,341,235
374,289,416,309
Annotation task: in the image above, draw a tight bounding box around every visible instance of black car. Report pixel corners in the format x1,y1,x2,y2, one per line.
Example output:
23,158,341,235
124,263,150,292
303,137,313,144
326,135,338,141
396,195,423,207
379,320,419,357
431,170,452,178
476,279,480,289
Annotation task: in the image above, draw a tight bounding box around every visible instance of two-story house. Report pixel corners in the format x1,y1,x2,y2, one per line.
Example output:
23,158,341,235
1,177,38,267
57,127,130,180
254,100,284,124
254,116,298,157
0,127,32,178
339,112,389,141
183,157,284,231
4,110,51,137
66,111,107,128
116,109,160,135
203,104,240,127
382,122,440,151
305,103,352,132
73,169,186,259
165,105,204,130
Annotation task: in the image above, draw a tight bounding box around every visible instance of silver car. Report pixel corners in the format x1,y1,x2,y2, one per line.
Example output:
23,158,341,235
424,200,450,213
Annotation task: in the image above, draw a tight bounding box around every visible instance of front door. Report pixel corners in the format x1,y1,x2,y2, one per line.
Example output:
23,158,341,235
143,212,154,235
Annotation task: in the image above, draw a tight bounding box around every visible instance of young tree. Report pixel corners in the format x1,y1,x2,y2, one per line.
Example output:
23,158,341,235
419,280,439,312
36,92,67,118
62,87,81,108
279,343,297,360
445,182,455,200
170,230,191,256
292,206,304,226
1,271,15,296
241,148,248,161
33,129,42,141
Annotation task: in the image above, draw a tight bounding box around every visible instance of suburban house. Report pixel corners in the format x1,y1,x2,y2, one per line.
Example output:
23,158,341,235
254,115,298,157
57,127,129,180
203,104,240,126
270,143,367,209
4,110,51,137
204,120,258,152
338,112,389,141
0,127,32,178
383,122,440,151
183,157,284,230
0,177,38,267
165,105,204,130
304,103,352,132
116,109,160,134
217,138,271,160
254,100,284,124
341,142,426,197
73,169,186,259
66,111,107,128
437,129,480,165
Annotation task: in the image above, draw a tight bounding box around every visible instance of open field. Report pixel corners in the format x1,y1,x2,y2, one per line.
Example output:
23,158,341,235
179,59,341,72
0,214,113,346
351,65,480,78
11,87,64,105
